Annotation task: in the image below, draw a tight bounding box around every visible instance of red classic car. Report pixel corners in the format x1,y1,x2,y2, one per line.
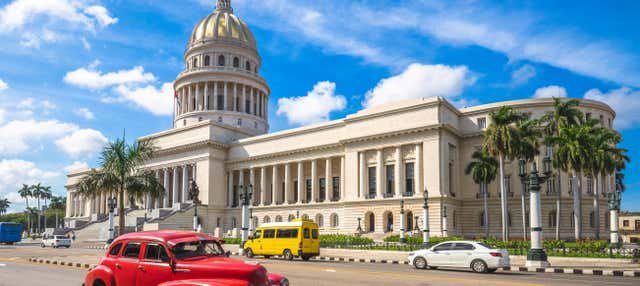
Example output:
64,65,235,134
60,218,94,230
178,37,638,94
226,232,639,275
83,230,289,286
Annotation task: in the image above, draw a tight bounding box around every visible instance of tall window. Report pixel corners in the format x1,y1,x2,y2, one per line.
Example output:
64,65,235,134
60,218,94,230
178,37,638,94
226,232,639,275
315,214,323,227
332,177,340,201
589,211,596,228
477,117,486,129
245,100,250,114
548,210,557,227
405,163,414,196
368,167,376,198
480,211,486,227
217,95,224,110
293,180,298,203
330,213,339,227
406,211,413,231
246,61,251,71
571,212,576,227
218,55,225,66
193,58,198,68
305,179,312,203
233,57,240,67
319,178,326,202
232,186,238,207
385,165,394,197
385,212,393,232
204,55,210,66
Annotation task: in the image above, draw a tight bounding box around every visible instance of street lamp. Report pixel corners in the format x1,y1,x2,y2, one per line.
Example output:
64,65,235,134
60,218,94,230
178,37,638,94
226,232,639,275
107,197,117,243
356,217,363,234
519,156,552,267
607,189,622,248
240,184,253,248
399,198,406,243
442,205,448,237
422,190,430,247
188,179,200,232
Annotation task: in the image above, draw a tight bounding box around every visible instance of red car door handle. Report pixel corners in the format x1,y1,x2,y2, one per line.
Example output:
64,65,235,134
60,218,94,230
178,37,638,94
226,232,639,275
115,263,121,269
138,265,146,272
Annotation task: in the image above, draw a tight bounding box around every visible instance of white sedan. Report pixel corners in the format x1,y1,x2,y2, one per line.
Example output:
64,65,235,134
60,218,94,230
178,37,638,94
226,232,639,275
408,241,510,273
41,235,72,248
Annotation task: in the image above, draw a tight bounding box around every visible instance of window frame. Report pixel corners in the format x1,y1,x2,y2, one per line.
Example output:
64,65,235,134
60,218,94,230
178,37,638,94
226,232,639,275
121,241,142,259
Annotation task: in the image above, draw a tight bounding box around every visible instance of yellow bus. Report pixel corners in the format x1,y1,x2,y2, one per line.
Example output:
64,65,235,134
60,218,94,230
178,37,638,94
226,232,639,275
243,219,320,261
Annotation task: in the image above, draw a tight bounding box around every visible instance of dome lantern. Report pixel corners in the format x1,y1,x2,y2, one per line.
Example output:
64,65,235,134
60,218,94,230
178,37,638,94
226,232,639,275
216,0,232,12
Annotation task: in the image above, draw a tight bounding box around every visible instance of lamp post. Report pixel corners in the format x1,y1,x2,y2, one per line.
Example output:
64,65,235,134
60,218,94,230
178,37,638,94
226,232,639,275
399,198,406,243
519,157,552,267
188,179,200,232
107,197,117,243
442,205,448,237
607,189,621,248
240,184,253,248
422,190,430,246
356,217,363,234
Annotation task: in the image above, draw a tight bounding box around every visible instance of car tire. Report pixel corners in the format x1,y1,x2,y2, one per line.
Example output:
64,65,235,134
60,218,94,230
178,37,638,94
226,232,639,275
413,257,427,269
301,255,311,261
41,243,45,248
283,249,294,261
246,248,254,258
471,259,488,273
487,268,497,273
264,255,271,259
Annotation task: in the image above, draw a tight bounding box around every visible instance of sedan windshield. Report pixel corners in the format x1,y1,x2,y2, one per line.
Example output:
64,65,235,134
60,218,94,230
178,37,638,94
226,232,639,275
172,240,225,260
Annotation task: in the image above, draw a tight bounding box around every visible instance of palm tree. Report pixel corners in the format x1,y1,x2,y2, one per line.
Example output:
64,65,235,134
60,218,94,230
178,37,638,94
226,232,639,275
77,137,164,236
514,117,542,239
39,186,52,230
49,196,66,229
465,150,498,237
31,183,44,234
26,207,38,235
0,198,10,215
539,98,583,240
18,184,33,234
484,106,528,241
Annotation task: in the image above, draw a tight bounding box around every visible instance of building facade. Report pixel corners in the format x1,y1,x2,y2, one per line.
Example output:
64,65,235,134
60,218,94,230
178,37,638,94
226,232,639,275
619,212,640,243
65,0,617,240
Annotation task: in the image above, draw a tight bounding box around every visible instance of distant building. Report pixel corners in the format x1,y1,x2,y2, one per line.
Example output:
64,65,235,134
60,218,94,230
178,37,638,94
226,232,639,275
620,212,640,243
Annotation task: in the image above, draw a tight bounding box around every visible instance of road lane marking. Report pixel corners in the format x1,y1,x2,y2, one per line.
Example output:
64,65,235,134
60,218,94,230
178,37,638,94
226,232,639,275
265,262,543,286
325,269,336,272
0,263,6,267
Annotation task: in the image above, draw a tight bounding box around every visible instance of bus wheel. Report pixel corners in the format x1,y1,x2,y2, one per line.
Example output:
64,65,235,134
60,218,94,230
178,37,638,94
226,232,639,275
283,249,294,261
301,255,311,261
245,248,254,258
264,255,271,259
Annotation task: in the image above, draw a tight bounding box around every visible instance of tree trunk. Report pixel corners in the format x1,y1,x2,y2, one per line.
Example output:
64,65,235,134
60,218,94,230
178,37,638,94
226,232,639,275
118,186,126,237
25,198,30,235
521,180,527,240
573,172,582,241
483,183,489,238
36,198,41,234
555,170,561,240
593,173,600,240
499,153,508,241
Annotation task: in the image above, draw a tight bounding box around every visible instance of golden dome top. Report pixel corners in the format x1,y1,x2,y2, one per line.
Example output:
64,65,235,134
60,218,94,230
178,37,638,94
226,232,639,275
189,0,256,50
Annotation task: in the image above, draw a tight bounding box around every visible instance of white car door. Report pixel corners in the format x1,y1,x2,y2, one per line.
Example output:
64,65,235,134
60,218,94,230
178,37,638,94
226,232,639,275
428,243,454,266
449,243,475,268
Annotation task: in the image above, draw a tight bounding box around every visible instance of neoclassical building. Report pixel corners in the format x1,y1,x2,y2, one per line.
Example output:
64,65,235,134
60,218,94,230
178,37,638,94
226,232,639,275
65,0,616,240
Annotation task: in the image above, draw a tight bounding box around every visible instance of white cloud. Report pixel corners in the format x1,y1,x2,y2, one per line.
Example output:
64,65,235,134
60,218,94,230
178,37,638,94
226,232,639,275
64,62,156,90
0,109,5,124
0,78,8,91
17,97,56,110
41,100,56,110
0,119,77,155
533,85,567,98
73,107,94,120
83,5,118,27
55,128,108,157
0,159,59,194
81,37,91,50
277,81,346,126
63,161,89,173
584,87,640,129
511,64,536,86
113,82,174,116
363,63,476,108
4,192,24,204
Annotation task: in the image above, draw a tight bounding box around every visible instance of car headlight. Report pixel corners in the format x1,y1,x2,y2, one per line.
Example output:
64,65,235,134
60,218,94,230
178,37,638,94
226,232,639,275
280,278,289,286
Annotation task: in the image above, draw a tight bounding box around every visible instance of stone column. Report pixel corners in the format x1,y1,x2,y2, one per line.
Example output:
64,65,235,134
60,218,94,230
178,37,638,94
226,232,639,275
415,144,422,195
377,149,384,198
340,156,346,201
233,83,238,111
228,171,234,207
272,165,280,204
213,81,218,110
610,209,619,245
251,88,256,115
297,162,304,203
239,169,245,190
187,85,192,112
260,166,267,206
163,168,170,207
154,170,160,209
223,82,228,111
242,85,247,113
311,160,318,202
195,83,201,111
359,152,366,199
172,167,180,205
204,82,209,110
250,168,256,205
284,163,292,204
395,147,403,196
326,158,332,201
182,165,189,202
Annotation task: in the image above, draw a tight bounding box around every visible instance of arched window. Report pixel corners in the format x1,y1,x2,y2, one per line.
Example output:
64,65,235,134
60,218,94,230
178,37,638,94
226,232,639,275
301,214,309,220
233,57,239,68
263,216,271,224
384,211,394,233
218,55,225,66
589,211,595,228
288,214,295,222
365,212,375,232
193,58,198,68
204,55,210,66
216,217,221,227
246,61,251,71
406,211,413,231
316,214,324,227
480,211,486,227
275,215,282,222
548,210,557,228
330,213,339,227
231,217,237,228
251,216,258,229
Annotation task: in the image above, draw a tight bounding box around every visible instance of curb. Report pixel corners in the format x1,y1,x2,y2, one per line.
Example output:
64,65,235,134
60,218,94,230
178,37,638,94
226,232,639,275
29,257,96,270
84,245,108,250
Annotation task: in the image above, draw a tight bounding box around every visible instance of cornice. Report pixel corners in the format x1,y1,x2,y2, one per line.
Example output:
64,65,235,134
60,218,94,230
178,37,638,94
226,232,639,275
460,98,616,118
153,139,229,157
233,120,345,146
344,99,441,124
339,123,444,145
226,142,343,165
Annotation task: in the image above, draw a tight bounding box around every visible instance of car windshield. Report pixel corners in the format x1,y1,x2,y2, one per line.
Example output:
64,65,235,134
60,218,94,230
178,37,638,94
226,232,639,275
172,240,225,260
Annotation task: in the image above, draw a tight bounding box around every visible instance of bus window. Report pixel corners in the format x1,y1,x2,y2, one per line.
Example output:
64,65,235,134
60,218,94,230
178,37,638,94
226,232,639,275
312,229,318,239
303,228,310,239
263,229,275,239
276,228,298,238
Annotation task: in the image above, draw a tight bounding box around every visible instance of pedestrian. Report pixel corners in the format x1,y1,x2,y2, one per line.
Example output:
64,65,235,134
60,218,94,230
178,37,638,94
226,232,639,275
71,231,76,242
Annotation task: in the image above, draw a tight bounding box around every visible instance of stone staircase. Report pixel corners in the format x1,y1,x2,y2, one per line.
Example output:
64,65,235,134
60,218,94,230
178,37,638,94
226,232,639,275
72,209,150,243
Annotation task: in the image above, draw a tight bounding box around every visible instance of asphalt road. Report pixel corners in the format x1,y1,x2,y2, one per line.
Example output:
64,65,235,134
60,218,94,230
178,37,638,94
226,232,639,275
1,245,638,286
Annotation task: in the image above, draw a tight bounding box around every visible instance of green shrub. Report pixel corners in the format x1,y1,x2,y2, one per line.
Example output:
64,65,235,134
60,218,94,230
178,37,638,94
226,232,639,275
320,234,373,245
222,237,242,245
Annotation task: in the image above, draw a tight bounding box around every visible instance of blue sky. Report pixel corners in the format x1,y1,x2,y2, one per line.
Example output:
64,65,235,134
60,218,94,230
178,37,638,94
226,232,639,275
0,0,639,212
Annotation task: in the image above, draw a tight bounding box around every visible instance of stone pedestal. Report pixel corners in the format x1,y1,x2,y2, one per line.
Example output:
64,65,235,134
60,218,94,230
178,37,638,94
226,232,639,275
525,249,550,267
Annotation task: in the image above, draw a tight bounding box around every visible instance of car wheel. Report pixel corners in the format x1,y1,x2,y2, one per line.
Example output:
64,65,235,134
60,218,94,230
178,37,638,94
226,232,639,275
41,243,45,248
413,257,427,269
283,249,294,261
301,255,311,261
245,248,254,258
471,259,488,273
264,255,271,259
487,268,497,273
